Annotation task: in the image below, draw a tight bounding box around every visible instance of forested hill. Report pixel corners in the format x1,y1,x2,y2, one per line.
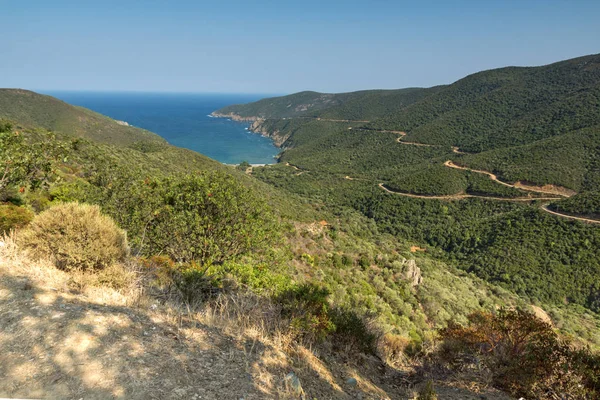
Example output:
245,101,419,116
0,89,165,147
219,53,600,322
215,53,600,152
212,87,442,120
369,53,600,153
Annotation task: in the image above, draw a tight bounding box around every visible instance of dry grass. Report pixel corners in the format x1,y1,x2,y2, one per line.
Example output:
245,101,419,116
18,202,128,271
0,234,514,399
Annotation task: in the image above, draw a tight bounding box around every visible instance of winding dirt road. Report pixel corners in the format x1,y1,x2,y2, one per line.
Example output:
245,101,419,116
272,118,599,224
377,160,600,224
540,206,600,225
378,183,562,202
444,160,576,198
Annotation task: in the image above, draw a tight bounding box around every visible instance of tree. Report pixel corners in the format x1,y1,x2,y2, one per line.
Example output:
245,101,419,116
0,122,64,195
105,171,277,265
236,160,251,171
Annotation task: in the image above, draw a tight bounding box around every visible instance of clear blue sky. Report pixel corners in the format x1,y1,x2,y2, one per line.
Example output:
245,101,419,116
1,0,598,94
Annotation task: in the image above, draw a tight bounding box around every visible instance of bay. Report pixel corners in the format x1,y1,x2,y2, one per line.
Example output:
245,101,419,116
44,91,279,165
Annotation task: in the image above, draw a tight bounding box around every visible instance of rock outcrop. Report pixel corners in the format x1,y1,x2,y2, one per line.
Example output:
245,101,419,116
401,259,422,287
211,113,290,147
210,112,259,122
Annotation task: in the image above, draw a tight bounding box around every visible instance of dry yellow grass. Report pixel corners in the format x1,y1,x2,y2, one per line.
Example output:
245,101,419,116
0,234,513,399
18,202,128,271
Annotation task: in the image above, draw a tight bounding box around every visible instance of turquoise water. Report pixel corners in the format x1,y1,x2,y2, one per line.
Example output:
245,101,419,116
45,92,279,165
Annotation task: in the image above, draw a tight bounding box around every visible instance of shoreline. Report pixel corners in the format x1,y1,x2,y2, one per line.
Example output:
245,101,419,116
211,111,288,148
224,163,274,167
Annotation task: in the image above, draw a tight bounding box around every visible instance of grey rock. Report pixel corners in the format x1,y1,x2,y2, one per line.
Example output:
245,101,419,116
401,259,422,287
284,372,304,396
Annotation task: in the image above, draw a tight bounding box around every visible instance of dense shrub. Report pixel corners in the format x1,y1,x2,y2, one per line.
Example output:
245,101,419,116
438,308,600,399
19,202,128,271
0,126,64,194
0,203,33,233
140,256,221,305
276,284,335,341
330,308,378,354
103,172,276,266
170,261,221,305
275,284,379,353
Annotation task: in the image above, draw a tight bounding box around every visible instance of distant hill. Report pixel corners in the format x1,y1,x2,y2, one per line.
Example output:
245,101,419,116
212,87,442,120
369,54,600,153
0,89,164,147
212,90,358,119
223,53,600,317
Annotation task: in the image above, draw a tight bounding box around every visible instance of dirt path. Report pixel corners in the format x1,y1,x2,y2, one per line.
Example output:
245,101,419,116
451,146,467,154
378,183,562,202
541,205,600,225
344,176,369,182
285,162,306,176
314,117,371,123
397,137,437,147
444,160,575,198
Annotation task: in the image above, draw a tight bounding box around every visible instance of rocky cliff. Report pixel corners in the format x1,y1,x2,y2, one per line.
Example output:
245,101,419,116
211,112,290,148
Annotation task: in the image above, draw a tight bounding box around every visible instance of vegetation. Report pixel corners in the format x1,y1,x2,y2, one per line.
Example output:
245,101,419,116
97,172,277,265
550,191,600,218
0,89,164,147
0,203,34,233
0,119,65,195
438,308,600,399
19,202,128,271
3,52,600,397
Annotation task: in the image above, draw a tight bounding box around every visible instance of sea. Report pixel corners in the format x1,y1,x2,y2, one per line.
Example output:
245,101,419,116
44,92,280,165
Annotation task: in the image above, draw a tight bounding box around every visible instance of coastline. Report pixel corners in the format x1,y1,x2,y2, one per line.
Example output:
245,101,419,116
210,111,289,148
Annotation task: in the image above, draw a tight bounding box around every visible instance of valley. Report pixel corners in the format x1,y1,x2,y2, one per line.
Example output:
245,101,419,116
1,53,600,399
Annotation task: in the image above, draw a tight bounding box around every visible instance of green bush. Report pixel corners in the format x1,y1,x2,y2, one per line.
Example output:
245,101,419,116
103,172,276,266
330,308,378,354
276,284,336,341
0,128,64,194
438,308,600,399
19,202,128,271
49,179,94,203
170,261,221,305
0,203,34,233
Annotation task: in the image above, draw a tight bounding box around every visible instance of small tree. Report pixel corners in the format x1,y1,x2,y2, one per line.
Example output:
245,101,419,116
236,160,251,171
107,171,277,265
0,121,64,194
438,308,600,398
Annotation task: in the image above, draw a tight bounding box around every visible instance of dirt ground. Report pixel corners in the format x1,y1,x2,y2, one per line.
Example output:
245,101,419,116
0,238,514,399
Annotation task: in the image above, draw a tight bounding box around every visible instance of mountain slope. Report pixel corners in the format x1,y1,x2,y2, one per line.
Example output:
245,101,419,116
0,89,165,147
368,53,600,152
220,53,600,317
212,87,440,121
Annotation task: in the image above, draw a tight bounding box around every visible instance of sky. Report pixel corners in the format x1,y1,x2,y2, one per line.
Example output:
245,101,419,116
1,0,599,94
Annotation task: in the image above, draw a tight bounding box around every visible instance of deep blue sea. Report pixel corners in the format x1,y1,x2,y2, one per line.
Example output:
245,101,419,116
44,92,279,165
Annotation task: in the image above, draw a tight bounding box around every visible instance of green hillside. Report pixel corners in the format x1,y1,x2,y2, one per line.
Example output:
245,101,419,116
2,87,600,399
369,54,600,151
217,53,600,319
213,90,360,119
212,87,441,120
0,89,165,147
